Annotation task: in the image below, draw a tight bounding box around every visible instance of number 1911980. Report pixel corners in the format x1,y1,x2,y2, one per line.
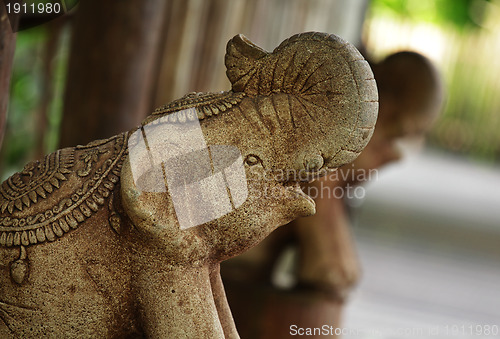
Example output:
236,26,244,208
6,2,61,14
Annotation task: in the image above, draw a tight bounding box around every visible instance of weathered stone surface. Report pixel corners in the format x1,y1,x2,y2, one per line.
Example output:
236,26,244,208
0,32,377,338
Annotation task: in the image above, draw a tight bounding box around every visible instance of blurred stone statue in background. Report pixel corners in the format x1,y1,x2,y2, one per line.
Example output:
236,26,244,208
222,50,443,338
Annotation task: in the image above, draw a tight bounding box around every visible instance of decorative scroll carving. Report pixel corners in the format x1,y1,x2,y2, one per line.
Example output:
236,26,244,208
0,134,127,249
0,149,74,213
147,91,246,123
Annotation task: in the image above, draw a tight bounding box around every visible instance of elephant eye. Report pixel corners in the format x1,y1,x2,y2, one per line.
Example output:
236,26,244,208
245,154,261,166
304,154,324,172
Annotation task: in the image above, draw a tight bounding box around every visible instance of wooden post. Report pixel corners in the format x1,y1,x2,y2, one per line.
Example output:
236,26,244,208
59,0,168,148
0,5,18,151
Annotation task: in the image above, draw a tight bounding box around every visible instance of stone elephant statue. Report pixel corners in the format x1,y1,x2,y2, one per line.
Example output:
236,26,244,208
0,32,377,338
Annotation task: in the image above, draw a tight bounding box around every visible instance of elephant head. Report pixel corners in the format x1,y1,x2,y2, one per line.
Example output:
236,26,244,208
120,32,378,263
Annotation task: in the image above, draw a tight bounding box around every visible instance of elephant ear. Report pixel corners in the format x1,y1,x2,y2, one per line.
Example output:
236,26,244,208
270,32,378,164
225,34,268,95
225,32,376,99
223,32,378,167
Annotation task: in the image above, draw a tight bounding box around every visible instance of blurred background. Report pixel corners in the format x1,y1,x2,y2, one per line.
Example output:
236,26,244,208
0,0,499,337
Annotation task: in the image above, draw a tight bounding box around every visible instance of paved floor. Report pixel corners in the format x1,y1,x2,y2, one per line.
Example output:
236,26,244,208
344,231,500,339
342,150,500,339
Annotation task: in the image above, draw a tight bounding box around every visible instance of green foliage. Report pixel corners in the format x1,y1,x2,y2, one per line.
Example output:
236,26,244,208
428,31,500,162
0,28,45,179
371,0,491,30
0,25,68,180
